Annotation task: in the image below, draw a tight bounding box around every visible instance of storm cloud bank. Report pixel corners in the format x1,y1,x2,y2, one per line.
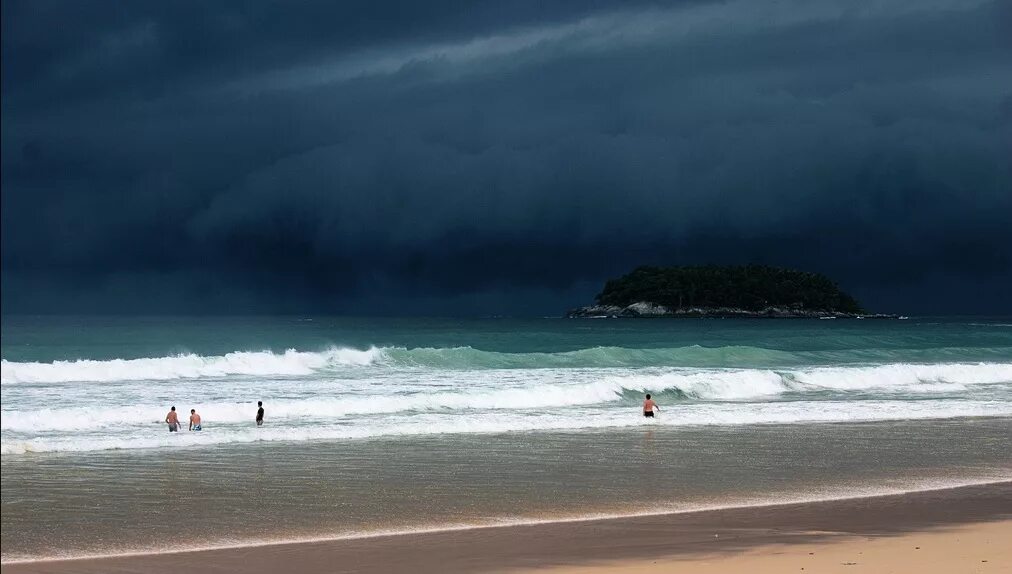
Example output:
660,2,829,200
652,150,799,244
3,0,1011,314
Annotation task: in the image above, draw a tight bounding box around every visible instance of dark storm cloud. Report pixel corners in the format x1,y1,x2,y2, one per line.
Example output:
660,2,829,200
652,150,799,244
3,0,1011,314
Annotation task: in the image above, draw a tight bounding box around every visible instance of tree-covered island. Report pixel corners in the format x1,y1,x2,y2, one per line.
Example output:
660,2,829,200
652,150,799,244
568,265,898,318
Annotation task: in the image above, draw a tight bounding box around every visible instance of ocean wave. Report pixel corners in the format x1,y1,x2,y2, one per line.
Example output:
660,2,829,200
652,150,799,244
380,344,803,369
612,362,1012,401
0,347,382,384
789,362,1012,389
379,345,1012,369
3,362,1010,433
7,344,1012,384
2,344,800,383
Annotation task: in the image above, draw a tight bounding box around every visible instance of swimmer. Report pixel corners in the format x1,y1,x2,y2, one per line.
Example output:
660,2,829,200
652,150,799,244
643,394,658,418
165,406,180,432
189,409,202,431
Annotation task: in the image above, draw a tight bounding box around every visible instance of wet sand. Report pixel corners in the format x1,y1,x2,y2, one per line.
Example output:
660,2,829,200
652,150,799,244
6,482,1010,574
516,521,1009,573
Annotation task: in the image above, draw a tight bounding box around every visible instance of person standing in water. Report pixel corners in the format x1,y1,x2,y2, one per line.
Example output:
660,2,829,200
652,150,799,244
189,409,202,431
256,401,264,427
643,394,658,418
165,406,180,432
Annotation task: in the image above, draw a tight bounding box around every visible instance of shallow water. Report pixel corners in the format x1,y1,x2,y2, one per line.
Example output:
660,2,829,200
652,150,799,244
2,316,1011,560
2,419,1010,561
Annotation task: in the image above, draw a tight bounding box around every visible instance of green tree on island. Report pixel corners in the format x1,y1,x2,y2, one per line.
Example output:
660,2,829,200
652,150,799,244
595,265,864,313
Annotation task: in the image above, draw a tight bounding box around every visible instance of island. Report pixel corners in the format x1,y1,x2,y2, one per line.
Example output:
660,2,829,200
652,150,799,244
567,265,898,319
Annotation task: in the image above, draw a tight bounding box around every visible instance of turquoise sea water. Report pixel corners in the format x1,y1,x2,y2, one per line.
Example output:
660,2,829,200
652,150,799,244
2,316,1011,560
3,316,1011,454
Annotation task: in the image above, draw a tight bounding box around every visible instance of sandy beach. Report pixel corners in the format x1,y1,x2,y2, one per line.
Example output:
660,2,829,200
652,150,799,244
6,481,1009,574
517,521,1010,574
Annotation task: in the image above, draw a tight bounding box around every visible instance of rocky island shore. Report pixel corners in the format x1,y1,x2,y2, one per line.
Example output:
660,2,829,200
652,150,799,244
567,265,900,319
567,302,900,319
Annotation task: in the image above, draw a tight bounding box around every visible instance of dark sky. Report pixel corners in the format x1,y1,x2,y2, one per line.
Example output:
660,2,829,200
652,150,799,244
3,0,1011,315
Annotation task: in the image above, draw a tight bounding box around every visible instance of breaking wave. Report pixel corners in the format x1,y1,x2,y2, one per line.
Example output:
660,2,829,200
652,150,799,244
0,348,383,384
3,362,1010,434
4,342,1010,454
5,344,1012,384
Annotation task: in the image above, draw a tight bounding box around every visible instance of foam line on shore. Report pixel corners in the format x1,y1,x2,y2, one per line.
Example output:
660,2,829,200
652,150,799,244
5,406,1011,455
4,476,1009,565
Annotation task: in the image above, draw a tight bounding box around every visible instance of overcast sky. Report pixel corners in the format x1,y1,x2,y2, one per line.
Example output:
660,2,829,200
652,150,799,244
3,0,1011,315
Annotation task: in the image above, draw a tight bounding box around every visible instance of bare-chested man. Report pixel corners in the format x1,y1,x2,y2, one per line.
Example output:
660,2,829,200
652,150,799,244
189,409,202,431
643,394,658,418
165,406,180,432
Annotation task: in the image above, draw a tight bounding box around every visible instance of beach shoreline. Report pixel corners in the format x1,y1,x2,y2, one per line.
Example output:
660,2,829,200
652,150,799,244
512,520,1009,574
7,481,1010,574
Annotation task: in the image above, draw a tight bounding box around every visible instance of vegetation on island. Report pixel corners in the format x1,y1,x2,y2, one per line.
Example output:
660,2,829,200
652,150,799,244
594,265,865,314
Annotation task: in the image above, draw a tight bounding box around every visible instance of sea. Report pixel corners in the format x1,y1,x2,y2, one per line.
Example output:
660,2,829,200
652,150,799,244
2,315,1011,562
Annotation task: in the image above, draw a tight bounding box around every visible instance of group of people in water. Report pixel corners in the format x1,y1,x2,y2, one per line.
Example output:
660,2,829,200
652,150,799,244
162,395,656,432
164,401,265,432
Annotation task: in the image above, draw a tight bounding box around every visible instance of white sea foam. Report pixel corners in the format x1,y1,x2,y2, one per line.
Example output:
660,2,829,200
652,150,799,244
0,347,382,384
2,344,788,383
5,342,1012,385
0,378,628,432
5,362,1009,433
791,362,1012,389
3,342,1010,455
598,362,1012,400
3,399,1010,454
606,369,791,399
